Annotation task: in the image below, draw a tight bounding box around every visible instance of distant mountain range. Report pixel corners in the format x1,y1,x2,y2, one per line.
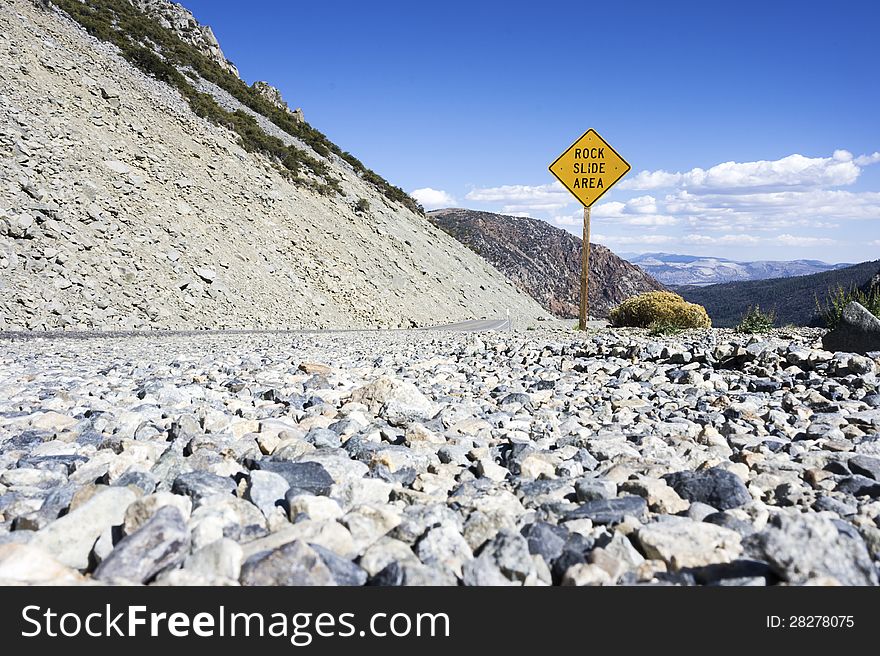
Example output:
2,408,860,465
427,209,664,319
623,252,852,286
675,260,880,327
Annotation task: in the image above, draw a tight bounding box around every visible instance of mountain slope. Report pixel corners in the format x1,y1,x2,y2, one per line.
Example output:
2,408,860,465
675,260,880,327
0,0,549,330
428,209,664,319
627,252,852,286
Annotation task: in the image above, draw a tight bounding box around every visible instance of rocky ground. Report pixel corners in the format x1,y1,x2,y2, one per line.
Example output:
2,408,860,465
1,326,878,586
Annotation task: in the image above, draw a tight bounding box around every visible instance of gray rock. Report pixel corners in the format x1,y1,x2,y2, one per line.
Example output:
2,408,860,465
311,543,367,586
94,506,190,583
848,455,880,481
663,467,751,510
171,471,236,503
822,302,880,355
575,477,615,502
245,470,290,517
703,512,757,536
305,428,342,449
744,513,878,585
812,495,858,516
835,475,880,497
254,461,334,495
414,524,473,577
113,470,158,495
564,496,648,524
240,540,336,586
462,529,534,585
349,376,438,426
521,521,568,563
29,483,78,527
369,560,457,586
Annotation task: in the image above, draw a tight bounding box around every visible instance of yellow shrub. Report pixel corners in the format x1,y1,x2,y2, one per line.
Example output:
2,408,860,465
610,291,711,329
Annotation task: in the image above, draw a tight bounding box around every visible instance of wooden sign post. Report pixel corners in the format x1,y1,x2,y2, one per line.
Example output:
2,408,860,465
549,129,631,330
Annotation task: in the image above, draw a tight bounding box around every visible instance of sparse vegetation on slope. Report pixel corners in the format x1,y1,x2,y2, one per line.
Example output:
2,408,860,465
735,305,776,334
49,0,421,211
817,283,880,329
675,260,880,327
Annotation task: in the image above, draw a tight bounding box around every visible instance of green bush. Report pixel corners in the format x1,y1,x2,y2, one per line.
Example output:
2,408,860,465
355,198,370,213
735,305,776,334
816,284,880,329
610,291,712,329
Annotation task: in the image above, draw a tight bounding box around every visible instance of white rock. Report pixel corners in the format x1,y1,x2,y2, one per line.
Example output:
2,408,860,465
31,486,137,569
637,517,742,570
103,160,131,175
0,543,83,584
287,494,344,521
184,538,243,581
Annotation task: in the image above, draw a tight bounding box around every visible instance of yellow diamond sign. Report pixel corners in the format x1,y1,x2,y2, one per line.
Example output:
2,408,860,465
549,129,631,207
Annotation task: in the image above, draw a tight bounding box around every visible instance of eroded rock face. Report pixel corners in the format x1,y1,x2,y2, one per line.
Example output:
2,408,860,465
427,208,665,319
251,81,304,123
130,0,240,77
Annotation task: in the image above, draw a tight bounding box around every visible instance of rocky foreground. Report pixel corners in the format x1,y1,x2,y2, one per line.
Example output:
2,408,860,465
1,327,879,586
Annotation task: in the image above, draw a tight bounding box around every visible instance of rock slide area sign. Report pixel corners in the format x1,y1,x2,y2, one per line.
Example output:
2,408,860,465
548,128,631,207
548,129,631,330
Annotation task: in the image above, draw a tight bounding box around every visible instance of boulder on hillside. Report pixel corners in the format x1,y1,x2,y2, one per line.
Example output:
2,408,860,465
822,302,880,355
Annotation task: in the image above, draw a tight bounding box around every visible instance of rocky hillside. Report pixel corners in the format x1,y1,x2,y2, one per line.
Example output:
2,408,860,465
428,209,664,319
0,0,549,330
130,0,240,77
676,260,880,327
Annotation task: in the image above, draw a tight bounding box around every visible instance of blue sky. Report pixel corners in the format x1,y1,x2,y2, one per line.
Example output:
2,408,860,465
184,0,879,263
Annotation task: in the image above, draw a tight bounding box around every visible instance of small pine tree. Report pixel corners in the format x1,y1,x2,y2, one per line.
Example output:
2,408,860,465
736,305,776,334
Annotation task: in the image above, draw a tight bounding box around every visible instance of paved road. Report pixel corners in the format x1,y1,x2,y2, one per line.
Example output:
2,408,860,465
422,319,511,332
0,317,609,340
0,319,518,340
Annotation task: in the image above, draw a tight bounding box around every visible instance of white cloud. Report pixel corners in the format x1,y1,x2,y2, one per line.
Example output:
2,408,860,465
549,211,582,227
591,233,676,246
658,189,880,235
855,152,880,166
590,195,679,225
617,169,681,190
465,182,573,215
776,234,837,247
591,231,832,250
462,148,879,260
501,201,570,214
410,187,457,210
682,233,761,245
619,151,880,192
